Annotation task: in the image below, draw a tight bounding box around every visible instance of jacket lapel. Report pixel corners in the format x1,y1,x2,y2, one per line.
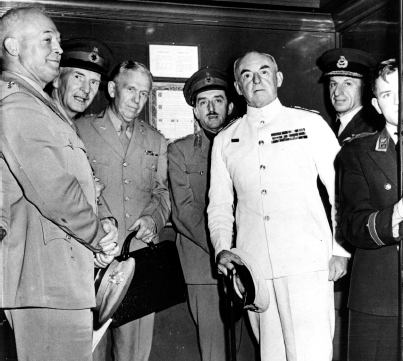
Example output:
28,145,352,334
367,129,398,188
91,109,126,158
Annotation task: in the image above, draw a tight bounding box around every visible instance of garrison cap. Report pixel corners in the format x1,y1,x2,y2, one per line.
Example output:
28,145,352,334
60,38,114,79
318,48,377,79
183,67,229,106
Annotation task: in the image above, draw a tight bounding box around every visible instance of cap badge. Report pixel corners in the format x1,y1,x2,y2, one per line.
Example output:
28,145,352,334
204,72,213,85
88,47,100,63
108,270,125,286
337,56,348,69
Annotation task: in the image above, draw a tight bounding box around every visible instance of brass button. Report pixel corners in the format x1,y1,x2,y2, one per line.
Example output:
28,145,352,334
260,120,265,124
123,162,128,167
124,179,129,184
125,213,130,218
259,140,264,145
384,183,391,190
124,196,130,201
260,165,266,170
261,189,267,195
264,216,270,221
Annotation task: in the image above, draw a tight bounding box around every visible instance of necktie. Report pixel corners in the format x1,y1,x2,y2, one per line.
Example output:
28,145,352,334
120,122,130,151
333,116,340,137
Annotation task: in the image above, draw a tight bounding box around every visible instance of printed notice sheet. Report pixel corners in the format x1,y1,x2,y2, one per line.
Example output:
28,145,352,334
150,83,195,140
149,44,199,78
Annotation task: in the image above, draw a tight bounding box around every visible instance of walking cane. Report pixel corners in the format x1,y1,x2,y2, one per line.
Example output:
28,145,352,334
398,0,403,359
227,269,237,361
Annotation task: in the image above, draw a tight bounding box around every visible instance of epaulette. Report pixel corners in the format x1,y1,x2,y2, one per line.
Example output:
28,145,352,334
140,120,161,133
342,131,378,144
289,105,320,114
222,117,241,131
1,81,21,100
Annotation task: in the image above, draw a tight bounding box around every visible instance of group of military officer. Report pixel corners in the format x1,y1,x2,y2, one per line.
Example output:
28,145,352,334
1,4,401,361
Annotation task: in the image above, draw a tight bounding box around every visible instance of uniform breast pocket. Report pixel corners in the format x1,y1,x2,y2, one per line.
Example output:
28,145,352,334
141,154,158,191
89,155,110,186
38,216,69,245
186,163,208,203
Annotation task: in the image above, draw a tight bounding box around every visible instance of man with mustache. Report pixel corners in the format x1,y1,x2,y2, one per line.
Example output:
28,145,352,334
76,61,171,361
50,38,113,125
168,67,234,361
207,51,350,360
1,6,118,360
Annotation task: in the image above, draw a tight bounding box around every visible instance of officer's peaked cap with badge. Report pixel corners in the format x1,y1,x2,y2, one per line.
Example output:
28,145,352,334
318,48,377,79
60,38,114,80
184,67,229,106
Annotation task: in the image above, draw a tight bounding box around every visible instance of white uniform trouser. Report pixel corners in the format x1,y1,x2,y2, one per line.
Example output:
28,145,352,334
247,270,334,361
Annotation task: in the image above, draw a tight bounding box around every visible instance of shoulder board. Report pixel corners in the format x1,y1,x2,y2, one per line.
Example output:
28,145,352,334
222,117,241,131
140,120,161,133
171,130,199,144
342,131,378,144
1,81,22,100
289,105,320,114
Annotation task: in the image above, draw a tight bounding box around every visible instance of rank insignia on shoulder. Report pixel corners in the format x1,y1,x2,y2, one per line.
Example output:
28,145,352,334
231,139,239,142
223,117,241,130
289,105,320,114
2,81,20,99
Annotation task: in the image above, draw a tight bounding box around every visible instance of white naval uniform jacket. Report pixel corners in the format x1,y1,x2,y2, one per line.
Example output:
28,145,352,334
207,98,350,279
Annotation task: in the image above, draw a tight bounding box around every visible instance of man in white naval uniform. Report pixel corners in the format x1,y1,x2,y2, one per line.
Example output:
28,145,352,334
207,51,351,361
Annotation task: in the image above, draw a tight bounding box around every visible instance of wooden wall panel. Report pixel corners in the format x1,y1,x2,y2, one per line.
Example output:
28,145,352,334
52,16,336,122
338,0,399,62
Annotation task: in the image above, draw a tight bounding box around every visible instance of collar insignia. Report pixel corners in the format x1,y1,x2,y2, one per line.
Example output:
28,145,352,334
376,134,389,152
337,56,348,69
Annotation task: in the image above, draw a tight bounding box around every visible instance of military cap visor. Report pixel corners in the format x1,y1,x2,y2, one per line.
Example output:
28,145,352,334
319,48,377,79
184,67,229,106
60,38,113,79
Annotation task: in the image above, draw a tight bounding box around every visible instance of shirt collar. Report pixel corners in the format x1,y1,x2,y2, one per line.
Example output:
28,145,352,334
10,71,51,101
338,106,362,129
385,122,398,145
247,97,282,121
107,106,135,132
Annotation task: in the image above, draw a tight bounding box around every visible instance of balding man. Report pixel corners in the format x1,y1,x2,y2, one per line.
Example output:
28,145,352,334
207,51,350,360
1,7,118,360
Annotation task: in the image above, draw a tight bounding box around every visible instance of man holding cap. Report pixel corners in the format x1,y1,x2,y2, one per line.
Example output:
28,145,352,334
207,51,350,360
168,67,234,361
50,38,113,124
318,48,384,144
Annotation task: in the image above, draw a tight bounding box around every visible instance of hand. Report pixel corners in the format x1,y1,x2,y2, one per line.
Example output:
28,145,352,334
98,218,118,252
128,215,156,244
328,256,349,281
216,250,244,276
94,243,120,268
